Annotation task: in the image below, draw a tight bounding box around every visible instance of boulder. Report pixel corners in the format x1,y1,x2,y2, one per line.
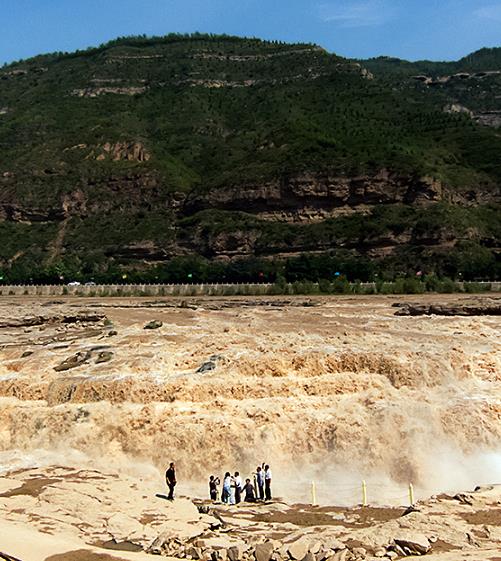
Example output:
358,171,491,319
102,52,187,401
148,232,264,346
144,320,163,329
218,551,228,561
95,351,113,363
453,493,473,505
186,547,203,560
255,542,275,561
309,543,321,555
393,533,430,555
324,539,345,552
228,547,241,561
300,553,315,561
315,550,328,561
288,538,310,561
106,511,144,540
54,351,91,371
197,361,216,373
392,545,406,557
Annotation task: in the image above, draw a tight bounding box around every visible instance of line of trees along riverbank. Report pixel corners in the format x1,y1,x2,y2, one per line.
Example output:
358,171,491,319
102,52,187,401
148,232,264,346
1,280,498,297
1,246,499,287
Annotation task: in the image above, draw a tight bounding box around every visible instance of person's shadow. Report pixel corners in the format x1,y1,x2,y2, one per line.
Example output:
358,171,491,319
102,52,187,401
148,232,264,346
1,552,23,561
156,493,172,501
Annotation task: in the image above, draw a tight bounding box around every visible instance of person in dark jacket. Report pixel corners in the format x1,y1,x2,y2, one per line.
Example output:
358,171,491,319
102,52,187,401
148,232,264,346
209,475,220,501
166,462,176,500
243,478,256,502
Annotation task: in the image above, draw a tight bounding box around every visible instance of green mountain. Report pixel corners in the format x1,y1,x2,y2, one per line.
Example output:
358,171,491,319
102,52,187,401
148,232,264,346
0,34,499,282
362,47,501,120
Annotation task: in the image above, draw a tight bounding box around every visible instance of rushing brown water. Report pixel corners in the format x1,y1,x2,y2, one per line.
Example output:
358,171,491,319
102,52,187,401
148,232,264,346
0,295,500,505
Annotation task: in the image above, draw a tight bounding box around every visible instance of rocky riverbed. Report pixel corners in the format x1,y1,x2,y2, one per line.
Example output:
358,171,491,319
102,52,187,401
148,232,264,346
1,465,501,560
0,294,500,559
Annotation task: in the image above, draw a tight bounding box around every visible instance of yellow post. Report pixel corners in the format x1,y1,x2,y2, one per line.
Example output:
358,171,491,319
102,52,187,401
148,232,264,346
362,480,367,507
311,481,317,506
408,483,415,506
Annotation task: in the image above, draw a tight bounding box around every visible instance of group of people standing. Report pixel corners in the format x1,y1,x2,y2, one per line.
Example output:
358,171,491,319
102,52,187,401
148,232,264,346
209,464,272,504
165,461,273,504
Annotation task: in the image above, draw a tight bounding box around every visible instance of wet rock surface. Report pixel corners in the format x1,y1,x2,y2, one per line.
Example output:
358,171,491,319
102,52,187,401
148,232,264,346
144,320,163,330
0,312,106,329
54,351,92,371
394,300,501,316
95,351,114,364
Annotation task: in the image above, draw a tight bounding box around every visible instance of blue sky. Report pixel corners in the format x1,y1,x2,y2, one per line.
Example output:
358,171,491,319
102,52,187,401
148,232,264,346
1,0,501,65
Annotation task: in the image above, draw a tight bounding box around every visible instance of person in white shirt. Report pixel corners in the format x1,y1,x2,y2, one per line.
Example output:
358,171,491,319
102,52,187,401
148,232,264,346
234,471,243,504
222,472,232,504
264,464,272,501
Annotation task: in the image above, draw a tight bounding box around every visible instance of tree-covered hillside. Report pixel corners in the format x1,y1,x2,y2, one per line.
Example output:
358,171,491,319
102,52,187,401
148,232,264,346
362,48,501,115
0,34,499,282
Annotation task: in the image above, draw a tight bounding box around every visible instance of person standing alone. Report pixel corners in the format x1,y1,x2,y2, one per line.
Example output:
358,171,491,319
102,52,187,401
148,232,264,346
209,475,220,501
264,464,272,501
166,462,176,500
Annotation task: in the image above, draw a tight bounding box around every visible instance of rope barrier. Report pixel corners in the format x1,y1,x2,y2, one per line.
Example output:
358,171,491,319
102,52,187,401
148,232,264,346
309,480,417,507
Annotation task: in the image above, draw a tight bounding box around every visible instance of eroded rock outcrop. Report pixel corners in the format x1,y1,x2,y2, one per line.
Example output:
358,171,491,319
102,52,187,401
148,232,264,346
183,170,448,220
394,301,501,316
93,141,151,162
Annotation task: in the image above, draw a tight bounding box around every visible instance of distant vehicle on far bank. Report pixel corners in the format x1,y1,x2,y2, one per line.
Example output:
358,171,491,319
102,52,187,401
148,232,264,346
67,281,81,286
85,281,96,286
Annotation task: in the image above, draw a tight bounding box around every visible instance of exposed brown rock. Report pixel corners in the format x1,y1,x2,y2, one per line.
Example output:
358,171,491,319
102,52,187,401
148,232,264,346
394,302,501,316
392,532,431,555
254,543,274,561
0,313,105,329
288,538,311,560
96,141,151,162
183,170,449,220
71,86,148,97
95,351,114,364
144,320,163,329
53,351,92,372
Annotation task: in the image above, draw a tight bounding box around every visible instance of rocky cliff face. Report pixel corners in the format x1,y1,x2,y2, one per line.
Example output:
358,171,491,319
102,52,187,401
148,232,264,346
3,168,499,219
185,171,451,221
0,168,498,263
